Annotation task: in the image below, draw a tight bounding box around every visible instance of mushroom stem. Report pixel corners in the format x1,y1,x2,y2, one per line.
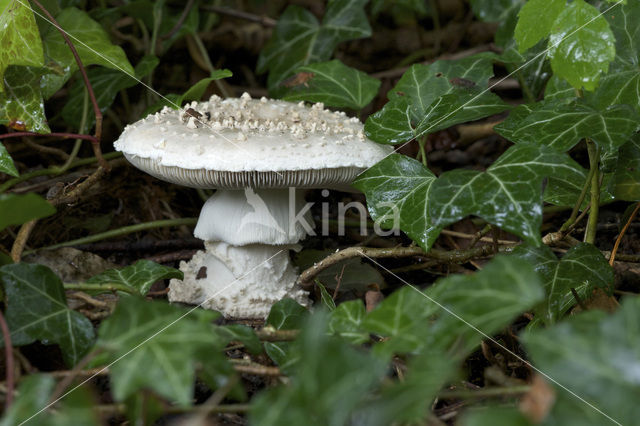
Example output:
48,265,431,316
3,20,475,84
168,188,313,318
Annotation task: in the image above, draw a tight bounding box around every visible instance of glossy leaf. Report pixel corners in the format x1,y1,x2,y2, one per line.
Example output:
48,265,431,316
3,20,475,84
547,0,615,91
603,0,639,70
613,135,640,201
249,312,387,426
429,144,583,247
328,300,369,344
0,0,44,92
364,54,504,144
0,263,95,366
86,259,182,295
257,1,371,89
495,99,639,155
94,295,224,406
40,7,134,99
522,296,640,426
514,0,564,53
353,153,442,250
0,66,50,133
544,160,615,208
62,55,159,128
0,142,18,177
0,193,55,231
276,60,380,109
510,243,614,325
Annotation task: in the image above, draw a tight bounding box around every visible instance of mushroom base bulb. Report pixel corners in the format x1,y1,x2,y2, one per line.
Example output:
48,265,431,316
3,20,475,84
168,242,309,319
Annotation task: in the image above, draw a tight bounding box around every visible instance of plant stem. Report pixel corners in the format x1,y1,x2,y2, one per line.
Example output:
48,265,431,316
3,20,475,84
438,385,530,399
26,218,198,254
584,139,600,244
560,162,596,233
64,283,136,293
609,202,640,266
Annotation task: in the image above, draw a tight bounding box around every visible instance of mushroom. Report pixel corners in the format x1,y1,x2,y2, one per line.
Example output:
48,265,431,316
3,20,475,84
114,93,392,318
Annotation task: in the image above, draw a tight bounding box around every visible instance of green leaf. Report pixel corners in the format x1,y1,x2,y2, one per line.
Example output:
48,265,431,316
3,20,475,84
144,69,232,114
257,1,371,89
514,0,565,53
40,7,134,99
266,298,308,330
543,160,615,208
62,55,159,128
353,153,441,250
547,0,616,91
613,135,640,201
249,312,387,426
276,60,380,110
461,406,533,426
364,54,505,144
217,324,262,355
316,281,336,311
363,256,543,357
0,263,95,366
263,298,308,371
0,193,56,231
356,351,457,425
429,144,582,247
0,142,18,177
522,296,640,426
495,99,639,155
327,300,369,344
511,243,613,325
85,259,182,295
469,0,522,22
603,0,639,70
95,295,224,406
0,0,44,92
0,66,50,133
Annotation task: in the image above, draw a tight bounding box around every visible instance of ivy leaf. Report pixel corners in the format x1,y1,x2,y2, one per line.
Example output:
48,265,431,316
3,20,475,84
353,153,442,251
613,135,640,201
276,60,380,110
0,0,44,92
521,296,640,426
62,55,159,128
0,193,55,231
94,295,224,406
414,88,509,136
429,144,582,247
363,256,543,357
328,300,369,344
511,243,614,326
263,298,308,372
495,99,639,155
40,7,134,99
547,0,615,91
0,66,50,133
460,406,533,426
364,53,502,144
514,0,565,53
217,324,262,355
257,1,371,89
0,375,55,426
0,263,95,366
249,312,387,426
603,0,639,70
544,159,615,208
85,259,182,295
144,69,232,114
0,142,18,177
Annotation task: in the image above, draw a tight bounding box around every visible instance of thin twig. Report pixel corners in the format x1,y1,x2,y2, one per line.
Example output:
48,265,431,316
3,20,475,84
0,132,97,143
0,310,15,410
29,0,106,169
255,328,299,342
201,5,277,27
10,220,37,262
159,0,195,41
609,202,640,266
297,245,495,285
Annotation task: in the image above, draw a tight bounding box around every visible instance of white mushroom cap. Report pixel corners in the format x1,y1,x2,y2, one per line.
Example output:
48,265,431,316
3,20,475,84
114,94,393,189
